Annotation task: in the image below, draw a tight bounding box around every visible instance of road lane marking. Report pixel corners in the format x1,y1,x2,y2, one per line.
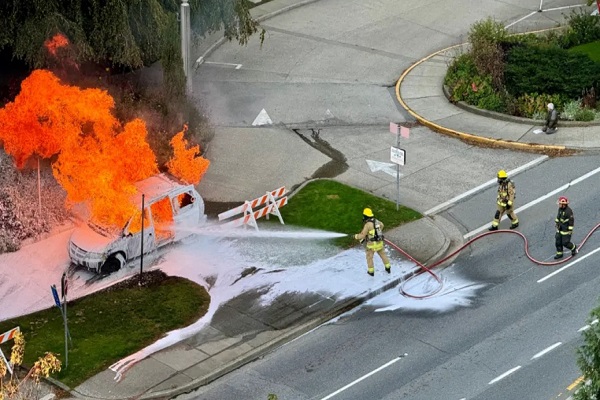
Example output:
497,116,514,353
568,376,585,390
425,156,548,216
465,165,600,239
538,247,600,283
320,357,402,400
578,318,599,332
488,366,521,385
532,342,562,359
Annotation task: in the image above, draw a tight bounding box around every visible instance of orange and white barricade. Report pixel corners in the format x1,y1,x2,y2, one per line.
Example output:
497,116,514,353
218,187,287,230
0,327,20,375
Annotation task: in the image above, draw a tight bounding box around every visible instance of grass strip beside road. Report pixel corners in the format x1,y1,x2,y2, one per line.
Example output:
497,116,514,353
0,270,209,388
279,180,422,247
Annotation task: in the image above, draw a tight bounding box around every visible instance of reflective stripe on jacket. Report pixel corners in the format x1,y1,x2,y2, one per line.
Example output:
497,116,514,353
555,206,574,235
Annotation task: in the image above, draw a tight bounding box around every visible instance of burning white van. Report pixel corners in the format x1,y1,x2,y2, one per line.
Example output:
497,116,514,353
68,173,206,274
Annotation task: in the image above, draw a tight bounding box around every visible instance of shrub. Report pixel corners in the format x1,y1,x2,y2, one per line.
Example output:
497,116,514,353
561,99,583,120
575,108,596,121
468,17,507,88
560,9,600,48
505,44,600,98
513,93,564,118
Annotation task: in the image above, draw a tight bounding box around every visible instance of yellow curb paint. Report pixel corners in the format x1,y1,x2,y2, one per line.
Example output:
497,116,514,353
395,44,567,154
567,376,584,391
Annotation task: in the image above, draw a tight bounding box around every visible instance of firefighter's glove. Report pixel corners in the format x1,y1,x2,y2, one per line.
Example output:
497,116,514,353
506,201,513,210
354,234,359,240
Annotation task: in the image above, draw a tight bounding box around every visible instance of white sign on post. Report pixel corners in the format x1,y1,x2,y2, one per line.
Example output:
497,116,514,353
390,146,406,166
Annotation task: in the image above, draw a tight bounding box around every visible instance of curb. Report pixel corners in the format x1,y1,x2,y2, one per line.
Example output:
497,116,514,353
395,45,569,154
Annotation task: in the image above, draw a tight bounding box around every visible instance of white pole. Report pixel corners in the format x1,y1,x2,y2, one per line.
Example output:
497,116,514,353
180,0,193,94
37,156,42,216
396,133,400,211
538,0,543,12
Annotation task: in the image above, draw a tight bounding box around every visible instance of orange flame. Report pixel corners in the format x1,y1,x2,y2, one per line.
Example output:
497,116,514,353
166,125,210,185
0,69,211,230
44,34,69,56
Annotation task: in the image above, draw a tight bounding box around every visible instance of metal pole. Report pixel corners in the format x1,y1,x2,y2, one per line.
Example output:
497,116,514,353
538,0,543,12
396,133,400,211
181,0,193,94
37,157,42,216
63,300,68,368
139,194,145,286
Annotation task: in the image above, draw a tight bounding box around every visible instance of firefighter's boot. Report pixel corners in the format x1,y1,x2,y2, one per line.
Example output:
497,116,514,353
385,264,391,274
367,268,375,277
510,221,519,229
554,252,563,260
571,245,578,256
488,225,498,231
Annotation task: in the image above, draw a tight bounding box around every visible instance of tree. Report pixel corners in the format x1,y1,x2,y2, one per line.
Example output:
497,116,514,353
575,306,600,399
0,0,263,70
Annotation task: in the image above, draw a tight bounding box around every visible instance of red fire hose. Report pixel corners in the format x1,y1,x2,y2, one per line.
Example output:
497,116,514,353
385,221,600,299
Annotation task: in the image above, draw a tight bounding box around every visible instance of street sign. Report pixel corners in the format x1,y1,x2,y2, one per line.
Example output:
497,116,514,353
51,285,61,308
390,146,406,166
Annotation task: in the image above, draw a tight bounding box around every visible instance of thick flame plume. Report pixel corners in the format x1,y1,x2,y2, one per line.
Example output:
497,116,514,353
167,125,210,185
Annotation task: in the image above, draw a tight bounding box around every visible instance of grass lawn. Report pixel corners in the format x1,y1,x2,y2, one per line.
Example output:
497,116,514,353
569,40,600,63
278,179,422,247
0,270,209,388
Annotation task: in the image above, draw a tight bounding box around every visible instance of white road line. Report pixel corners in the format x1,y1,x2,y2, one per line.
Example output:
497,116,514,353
537,246,600,283
504,11,537,29
425,156,548,216
465,165,600,239
532,342,562,359
320,357,402,400
488,366,521,385
578,318,599,332
195,57,243,69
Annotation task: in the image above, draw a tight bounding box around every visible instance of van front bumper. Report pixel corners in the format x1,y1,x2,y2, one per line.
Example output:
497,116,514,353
69,242,105,272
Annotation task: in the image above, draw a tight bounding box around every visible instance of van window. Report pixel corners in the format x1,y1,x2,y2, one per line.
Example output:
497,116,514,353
173,191,195,214
127,209,151,234
151,197,175,240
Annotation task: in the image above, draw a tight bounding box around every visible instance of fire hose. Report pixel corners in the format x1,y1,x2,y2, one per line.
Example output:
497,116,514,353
384,220,600,299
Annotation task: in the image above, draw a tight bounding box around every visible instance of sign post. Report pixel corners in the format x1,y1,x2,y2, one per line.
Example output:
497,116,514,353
390,123,409,211
52,279,72,369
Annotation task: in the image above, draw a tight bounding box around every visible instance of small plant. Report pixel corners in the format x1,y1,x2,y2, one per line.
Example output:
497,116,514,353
561,99,583,120
1,331,62,400
575,108,596,121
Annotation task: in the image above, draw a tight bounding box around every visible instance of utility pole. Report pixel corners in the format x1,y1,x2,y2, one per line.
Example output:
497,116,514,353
181,0,193,94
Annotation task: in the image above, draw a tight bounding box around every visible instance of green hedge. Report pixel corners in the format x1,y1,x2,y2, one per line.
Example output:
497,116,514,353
504,44,600,98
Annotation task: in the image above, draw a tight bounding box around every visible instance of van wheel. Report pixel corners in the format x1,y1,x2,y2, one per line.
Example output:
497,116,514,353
101,254,125,274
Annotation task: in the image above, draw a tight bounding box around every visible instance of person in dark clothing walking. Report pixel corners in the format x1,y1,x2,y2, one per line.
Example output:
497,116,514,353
554,196,578,259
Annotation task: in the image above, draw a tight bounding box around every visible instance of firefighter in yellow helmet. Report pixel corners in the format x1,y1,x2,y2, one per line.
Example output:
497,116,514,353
354,208,391,276
489,170,519,231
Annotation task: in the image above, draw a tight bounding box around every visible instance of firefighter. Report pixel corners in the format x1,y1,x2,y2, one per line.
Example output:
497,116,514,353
489,170,519,231
354,208,391,276
554,196,578,259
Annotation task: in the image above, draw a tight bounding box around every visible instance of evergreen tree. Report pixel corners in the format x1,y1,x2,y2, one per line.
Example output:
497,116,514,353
0,0,262,69
576,307,600,399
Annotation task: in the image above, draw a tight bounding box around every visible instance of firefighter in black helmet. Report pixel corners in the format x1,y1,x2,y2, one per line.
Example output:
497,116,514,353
489,170,519,231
